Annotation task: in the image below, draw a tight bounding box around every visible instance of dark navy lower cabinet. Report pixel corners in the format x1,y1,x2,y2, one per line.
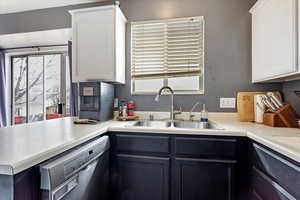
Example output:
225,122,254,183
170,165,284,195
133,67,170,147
110,133,171,200
249,142,300,200
0,167,40,200
110,132,248,200
249,190,263,200
114,154,170,200
175,158,236,200
250,167,291,200
14,167,40,200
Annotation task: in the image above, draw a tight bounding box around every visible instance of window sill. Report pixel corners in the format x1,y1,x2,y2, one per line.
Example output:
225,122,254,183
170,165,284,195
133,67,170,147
131,90,204,95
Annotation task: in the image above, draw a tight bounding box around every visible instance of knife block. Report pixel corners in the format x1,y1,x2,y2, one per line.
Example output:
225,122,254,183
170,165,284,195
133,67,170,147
263,113,286,127
263,104,299,128
275,104,299,128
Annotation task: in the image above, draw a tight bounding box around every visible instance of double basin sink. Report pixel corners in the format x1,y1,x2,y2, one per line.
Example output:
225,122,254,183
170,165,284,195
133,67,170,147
130,120,224,130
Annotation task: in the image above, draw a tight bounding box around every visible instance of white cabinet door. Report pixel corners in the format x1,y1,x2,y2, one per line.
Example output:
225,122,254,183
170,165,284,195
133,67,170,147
70,6,126,84
114,7,126,84
251,0,298,82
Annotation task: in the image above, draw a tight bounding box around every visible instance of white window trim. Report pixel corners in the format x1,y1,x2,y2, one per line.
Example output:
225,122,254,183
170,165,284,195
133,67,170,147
130,16,205,95
5,46,68,125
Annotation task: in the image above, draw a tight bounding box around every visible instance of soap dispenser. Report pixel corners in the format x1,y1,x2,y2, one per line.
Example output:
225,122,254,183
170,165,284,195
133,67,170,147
200,104,208,122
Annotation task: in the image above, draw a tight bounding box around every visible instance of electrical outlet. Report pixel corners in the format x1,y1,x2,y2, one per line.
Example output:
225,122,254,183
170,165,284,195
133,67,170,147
220,98,236,109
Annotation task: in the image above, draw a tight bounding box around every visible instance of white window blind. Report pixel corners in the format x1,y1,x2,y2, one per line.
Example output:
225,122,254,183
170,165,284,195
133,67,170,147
131,17,204,80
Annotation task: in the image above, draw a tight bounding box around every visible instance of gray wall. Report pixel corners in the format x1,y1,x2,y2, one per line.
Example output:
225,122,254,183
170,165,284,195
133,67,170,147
0,1,113,35
0,0,283,112
282,80,300,114
116,0,282,112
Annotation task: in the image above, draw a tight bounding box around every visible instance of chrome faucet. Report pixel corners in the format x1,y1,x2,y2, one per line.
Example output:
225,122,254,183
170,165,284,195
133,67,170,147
155,86,175,123
189,102,201,121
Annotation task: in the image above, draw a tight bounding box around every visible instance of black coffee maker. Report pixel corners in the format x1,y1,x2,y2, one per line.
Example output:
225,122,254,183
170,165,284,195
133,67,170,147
79,82,115,121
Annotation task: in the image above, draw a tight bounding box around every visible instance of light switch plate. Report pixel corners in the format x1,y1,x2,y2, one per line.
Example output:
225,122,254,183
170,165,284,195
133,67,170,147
220,98,236,108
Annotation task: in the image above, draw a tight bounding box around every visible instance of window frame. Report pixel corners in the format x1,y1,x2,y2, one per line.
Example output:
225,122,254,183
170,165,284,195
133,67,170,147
10,52,69,125
130,16,205,95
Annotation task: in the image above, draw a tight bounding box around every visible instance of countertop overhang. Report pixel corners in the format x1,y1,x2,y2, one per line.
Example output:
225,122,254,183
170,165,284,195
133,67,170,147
0,116,299,175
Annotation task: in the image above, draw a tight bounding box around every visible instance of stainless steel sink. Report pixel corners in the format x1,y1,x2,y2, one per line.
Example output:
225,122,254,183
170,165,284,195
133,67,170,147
132,121,171,128
173,121,224,130
130,120,224,130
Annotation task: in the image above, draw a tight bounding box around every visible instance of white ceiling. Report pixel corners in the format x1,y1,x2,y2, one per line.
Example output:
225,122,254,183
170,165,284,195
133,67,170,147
0,0,104,14
0,29,71,49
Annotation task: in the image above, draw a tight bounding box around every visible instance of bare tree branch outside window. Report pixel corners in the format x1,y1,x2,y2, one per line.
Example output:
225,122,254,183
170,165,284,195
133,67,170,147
12,54,66,124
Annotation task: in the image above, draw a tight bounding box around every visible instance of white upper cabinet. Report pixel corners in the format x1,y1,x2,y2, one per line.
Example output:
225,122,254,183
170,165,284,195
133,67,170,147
69,5,127,84
250,0,300,82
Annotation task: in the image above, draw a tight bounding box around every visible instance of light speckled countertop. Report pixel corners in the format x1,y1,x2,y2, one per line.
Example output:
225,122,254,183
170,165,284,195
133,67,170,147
0,118,121,175
0,114,299,175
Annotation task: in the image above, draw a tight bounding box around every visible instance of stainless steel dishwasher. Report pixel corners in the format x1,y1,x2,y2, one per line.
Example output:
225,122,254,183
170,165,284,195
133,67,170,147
40,136,110,200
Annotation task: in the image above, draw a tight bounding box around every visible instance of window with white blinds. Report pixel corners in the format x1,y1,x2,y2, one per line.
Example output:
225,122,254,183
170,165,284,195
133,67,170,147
131,16,205,94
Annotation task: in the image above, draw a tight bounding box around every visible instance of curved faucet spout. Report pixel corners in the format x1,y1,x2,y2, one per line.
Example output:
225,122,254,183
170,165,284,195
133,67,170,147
155,86,174,102
158,86,174,95
154,86,175,123
189,102,201,121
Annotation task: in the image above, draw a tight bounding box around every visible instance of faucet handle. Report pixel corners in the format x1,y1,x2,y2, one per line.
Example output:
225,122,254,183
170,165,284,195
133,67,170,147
173,107,183,121
149,114,154,121
174,106,182,114
189,114,196,121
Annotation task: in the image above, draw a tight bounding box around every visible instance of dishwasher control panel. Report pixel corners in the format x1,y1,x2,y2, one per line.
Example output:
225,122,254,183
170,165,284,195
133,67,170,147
40,136,110,190
64,154,86,177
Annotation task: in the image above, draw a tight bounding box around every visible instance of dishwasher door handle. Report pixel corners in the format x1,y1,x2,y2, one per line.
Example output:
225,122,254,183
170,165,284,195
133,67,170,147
52,175,79,200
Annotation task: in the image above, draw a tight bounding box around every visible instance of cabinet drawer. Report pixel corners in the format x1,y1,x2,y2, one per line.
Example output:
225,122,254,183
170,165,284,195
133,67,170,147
251,167,295,200
175,137,237,159
115,134,170,154
252,143,300,199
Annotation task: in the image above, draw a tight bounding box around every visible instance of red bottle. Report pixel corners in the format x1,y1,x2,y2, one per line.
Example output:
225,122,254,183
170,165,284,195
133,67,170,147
127,100,135,116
